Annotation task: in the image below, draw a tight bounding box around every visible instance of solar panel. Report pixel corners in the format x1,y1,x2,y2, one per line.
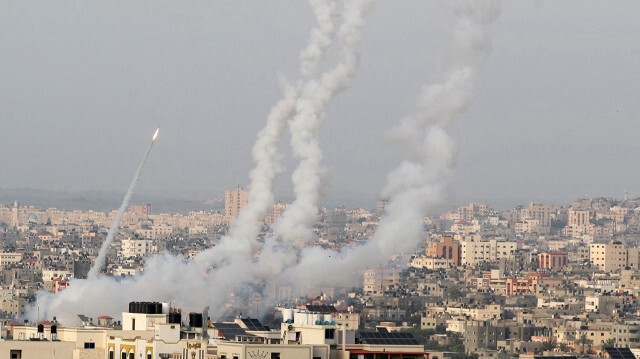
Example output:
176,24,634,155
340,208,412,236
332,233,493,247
305,305,337,313
605,348,636,359
358,331,419,346
240,318,268,331
213,323,253,340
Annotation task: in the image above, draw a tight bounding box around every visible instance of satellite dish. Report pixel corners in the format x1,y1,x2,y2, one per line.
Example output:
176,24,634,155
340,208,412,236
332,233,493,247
287,325,293,330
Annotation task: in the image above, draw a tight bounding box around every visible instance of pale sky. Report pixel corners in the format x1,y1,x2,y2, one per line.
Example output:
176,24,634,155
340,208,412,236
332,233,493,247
1,1,639,210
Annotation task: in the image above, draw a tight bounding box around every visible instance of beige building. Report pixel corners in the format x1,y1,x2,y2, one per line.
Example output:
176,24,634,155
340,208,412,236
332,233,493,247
265,202,288,224
576,324,613,348
451,220,480,234
1,297,29,317
2,301,427,359
410,256,455,270
225,188,247,219
0,253,22,266
333,312,360,330
363,268,400,296
41,269,73,282
621,269,640,290
460,238,517,265
569,209,592,226
135,222,173,240
0,341,76,359
217,342,328,359
128,204,152,216
460,239,492,265
456,203,490,221
515,219,546,234
10,324,107,359
590,241,640,272
521,202,552,227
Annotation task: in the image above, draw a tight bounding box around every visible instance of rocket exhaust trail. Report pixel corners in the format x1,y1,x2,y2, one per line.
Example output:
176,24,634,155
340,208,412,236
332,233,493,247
274,0,500,288
196,0,338,263
87,128,159,279
273,0,377,247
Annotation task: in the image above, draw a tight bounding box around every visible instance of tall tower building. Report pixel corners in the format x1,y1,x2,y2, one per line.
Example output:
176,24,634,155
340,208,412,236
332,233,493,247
225,187,247,219
265,202,288,224
128,204,152,216
11,201,19,227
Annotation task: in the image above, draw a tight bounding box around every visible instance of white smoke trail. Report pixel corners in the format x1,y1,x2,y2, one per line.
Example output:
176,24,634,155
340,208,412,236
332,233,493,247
204,0,338,261
273,0,376,246
300,0,337,78
29,1,343,323
275,0,500,287
87,129,159,279
28,0,498,326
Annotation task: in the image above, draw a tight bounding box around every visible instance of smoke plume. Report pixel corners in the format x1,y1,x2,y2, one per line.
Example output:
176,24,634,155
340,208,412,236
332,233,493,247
276,0,500,287
212,0,338,260
28,0,499,326
273,0,376,246
300,0,338,78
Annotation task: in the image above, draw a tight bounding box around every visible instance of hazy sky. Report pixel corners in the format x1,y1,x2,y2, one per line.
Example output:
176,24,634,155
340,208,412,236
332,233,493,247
1,1,639,210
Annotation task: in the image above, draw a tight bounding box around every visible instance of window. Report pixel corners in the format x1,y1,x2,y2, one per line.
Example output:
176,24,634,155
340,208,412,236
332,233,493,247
109,351,114,359
84,342,96,349
271,354,280,359
129,353,134,359
325,328,335,339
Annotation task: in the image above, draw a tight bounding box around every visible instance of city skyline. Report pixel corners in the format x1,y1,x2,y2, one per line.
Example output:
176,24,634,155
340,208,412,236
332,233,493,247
1,1,639,210
3,2,640,358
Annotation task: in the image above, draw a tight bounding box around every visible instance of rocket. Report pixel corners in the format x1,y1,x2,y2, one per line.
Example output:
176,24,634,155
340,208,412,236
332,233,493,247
88,126,160,279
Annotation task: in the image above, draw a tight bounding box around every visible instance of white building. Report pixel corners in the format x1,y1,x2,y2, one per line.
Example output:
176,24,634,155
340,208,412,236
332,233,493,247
120,238,156,258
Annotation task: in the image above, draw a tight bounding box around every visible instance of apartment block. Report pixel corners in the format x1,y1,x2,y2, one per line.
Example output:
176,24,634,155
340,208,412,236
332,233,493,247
590,241,640,272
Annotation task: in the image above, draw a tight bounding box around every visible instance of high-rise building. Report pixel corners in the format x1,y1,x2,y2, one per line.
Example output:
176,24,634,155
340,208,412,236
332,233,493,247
11,201,18,227
128,204,152,216
225,187,247,219
265,202,288,224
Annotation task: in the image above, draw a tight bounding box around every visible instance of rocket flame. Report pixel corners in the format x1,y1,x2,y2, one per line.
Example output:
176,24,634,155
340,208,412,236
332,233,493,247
152,128,159,141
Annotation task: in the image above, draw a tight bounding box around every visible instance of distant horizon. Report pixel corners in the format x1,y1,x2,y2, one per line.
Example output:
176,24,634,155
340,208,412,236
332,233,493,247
0,185,635,216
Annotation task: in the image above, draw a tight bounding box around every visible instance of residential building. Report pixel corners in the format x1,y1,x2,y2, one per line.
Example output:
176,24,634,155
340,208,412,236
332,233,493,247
590,241,640,272
225,188,247,219
537,252,568,271
426,235,461,266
